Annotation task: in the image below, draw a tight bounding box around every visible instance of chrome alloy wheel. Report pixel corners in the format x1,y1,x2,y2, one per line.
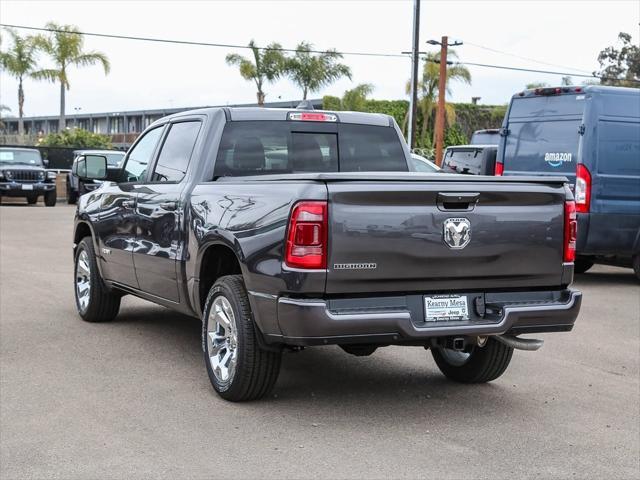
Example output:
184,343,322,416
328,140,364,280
439,347,473,367
207,296,238,383
75,250,91,313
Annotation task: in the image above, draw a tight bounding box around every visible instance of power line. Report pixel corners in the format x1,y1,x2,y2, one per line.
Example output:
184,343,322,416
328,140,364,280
453,60,638,84
465,41,594,75
2,23,635,84
0,23,407,58
444,60,596,79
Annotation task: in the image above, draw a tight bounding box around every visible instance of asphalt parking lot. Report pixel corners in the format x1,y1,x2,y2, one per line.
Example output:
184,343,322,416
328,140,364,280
1,204,638,480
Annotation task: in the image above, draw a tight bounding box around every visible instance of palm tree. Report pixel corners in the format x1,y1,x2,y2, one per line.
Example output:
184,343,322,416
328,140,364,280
0,28,41,135
286,42,351,100
225,40,286,106
35,22,110,129
0,104,11,131
406,50,471,142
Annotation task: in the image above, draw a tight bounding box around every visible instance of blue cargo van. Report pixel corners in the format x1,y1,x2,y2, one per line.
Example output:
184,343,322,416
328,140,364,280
496,86,640,278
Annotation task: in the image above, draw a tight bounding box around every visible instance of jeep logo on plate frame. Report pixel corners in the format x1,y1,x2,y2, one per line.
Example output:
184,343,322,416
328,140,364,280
443,218,471,250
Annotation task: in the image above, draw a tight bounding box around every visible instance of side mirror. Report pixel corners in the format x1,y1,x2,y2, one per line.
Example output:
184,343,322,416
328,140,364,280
77,155,108,180
43,159,49,168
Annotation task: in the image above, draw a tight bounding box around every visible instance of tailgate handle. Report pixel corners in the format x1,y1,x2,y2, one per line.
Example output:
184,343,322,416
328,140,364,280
437,192,480,211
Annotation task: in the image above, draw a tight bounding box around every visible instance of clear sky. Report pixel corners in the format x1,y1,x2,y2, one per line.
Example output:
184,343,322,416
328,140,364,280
0,0,638,117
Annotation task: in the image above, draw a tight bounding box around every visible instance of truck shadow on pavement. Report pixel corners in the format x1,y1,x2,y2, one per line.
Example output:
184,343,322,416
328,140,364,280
112,302,520,416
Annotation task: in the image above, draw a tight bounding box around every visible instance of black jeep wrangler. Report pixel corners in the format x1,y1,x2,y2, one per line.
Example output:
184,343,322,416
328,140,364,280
0,147,57,206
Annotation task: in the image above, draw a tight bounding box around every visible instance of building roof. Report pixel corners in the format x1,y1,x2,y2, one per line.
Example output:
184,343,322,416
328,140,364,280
3,99,324,122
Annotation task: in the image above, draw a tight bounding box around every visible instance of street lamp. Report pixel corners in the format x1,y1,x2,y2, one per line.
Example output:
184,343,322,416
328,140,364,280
427,37,463,166
74,107,82,128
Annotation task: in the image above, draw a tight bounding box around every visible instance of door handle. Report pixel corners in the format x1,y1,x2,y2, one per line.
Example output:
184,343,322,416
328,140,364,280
437,192,480,211
122,200,135,209
160,201,178,211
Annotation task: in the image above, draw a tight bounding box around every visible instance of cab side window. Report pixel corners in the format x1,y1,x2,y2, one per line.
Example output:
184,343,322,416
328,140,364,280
151,121,201,182
121,127,163,183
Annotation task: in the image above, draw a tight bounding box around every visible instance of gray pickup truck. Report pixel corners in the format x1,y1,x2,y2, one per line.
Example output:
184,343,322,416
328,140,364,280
73,107,582,401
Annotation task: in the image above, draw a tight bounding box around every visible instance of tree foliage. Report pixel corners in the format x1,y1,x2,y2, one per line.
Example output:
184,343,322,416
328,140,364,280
323,83,374,111
323,96,408,127
595,32,639,87
405,51,471,146
286,42,351,100
225,40,287,105
341,83,374,111
0,28,43,135
525,81,549,89
39,128,112,148
34,22,110,127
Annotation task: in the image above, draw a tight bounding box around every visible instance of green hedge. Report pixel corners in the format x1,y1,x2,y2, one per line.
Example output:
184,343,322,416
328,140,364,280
322,96,506,147
39,128,113,149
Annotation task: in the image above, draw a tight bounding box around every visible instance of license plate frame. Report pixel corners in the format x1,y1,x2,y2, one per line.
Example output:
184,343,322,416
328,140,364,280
424,294,470,322
21,184,33,190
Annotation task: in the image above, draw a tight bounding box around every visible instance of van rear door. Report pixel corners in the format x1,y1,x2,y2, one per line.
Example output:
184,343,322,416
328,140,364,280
501,92,586,184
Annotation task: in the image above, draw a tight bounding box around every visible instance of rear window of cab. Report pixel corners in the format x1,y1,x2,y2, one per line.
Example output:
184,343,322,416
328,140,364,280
213,121,407,177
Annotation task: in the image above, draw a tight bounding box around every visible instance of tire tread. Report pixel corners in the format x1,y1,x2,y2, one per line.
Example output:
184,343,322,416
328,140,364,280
203,275,281,402
75,237,120,322
432,338,513,383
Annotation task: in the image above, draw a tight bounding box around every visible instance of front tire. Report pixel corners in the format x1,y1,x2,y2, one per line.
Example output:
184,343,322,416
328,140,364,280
203,275,281,402
67,181,78,204
431,337,513,383
27,194,38,205
44,190,56,207
74,237,121,322
633,255,640,281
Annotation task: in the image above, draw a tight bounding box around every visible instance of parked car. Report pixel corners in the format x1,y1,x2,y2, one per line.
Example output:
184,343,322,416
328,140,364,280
73,106,581,401
441,145,497,175
410,153,441,172
496,85,640,278
67,150,125,204
0,147,57,206
470,129,500,145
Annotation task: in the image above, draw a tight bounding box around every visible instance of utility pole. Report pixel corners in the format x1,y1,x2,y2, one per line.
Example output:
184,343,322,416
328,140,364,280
434,36,448,166
430,36,462,166
407,0,421,149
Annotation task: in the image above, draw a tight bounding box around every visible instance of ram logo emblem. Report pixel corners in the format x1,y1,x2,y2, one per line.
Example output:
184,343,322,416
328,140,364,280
443,218,471,249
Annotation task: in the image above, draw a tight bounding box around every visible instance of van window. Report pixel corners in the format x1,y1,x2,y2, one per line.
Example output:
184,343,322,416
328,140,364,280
509,95,585,118
503,119,579,174
597,120,640,176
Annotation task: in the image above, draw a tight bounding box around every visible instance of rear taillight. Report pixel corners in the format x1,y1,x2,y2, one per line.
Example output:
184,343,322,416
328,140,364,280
495,162,504,176
564,200,577,263
285,201,328,269
575,163,591,213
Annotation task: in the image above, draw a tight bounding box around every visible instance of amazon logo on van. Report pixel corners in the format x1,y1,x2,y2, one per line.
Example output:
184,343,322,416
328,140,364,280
544,152,573,167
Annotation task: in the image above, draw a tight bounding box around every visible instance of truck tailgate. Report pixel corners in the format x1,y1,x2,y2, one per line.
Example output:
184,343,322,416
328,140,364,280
327,179,567,294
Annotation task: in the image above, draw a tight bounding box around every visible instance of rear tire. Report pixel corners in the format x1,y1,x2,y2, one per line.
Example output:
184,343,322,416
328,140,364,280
67,181,78,204
27,195,38,205
44,190,56,207
74,237,121,322
431,337,513,383
574,257,594,274
633,255,640,282
203,275,281,402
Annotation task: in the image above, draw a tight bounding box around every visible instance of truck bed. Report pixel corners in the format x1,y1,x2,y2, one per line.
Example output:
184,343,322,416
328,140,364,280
216,171,569,184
